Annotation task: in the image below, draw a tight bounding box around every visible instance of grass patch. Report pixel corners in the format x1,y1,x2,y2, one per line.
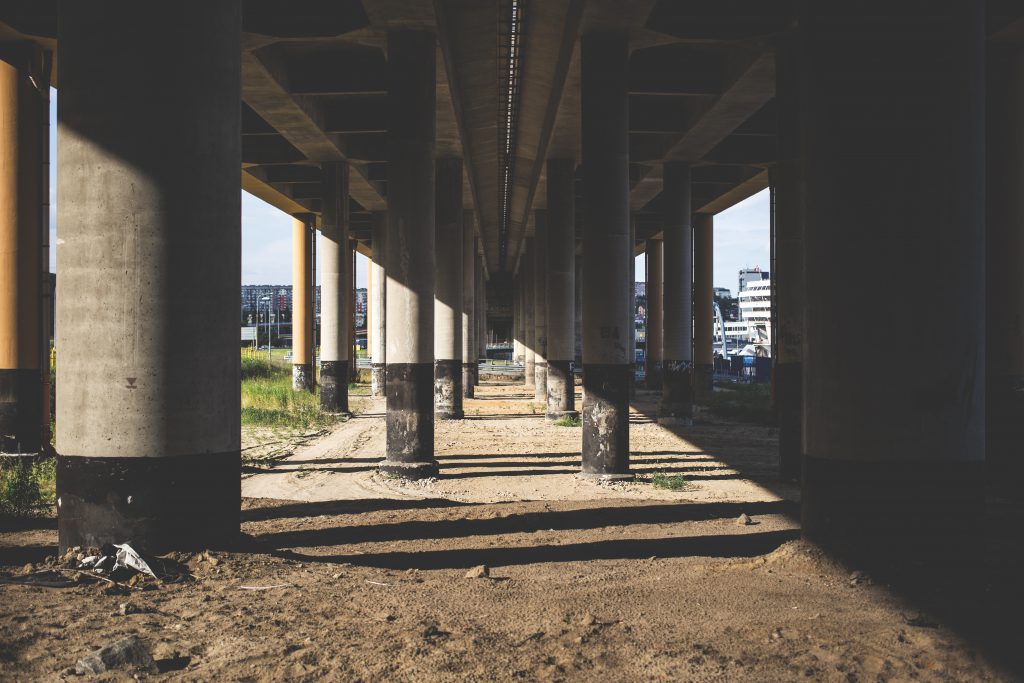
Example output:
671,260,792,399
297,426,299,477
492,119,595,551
553,414,581,427
0,458,56,517
241,357,340,430
650,472,689,491
707,381,775,425
527,402,544,415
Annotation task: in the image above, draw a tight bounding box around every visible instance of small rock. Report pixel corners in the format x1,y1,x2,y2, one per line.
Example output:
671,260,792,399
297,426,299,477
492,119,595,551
465,565,489,579
75,635,158,675
736,513,752,526
849,570,870,586
374,611,396,622
580,614,597,627
21,563,34,574
770,627,783,640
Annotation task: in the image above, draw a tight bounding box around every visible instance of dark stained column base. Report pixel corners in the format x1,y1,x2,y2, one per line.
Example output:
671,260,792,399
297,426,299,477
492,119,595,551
692,363,714,405
534,362,548,402
0,368,43,455
658,359,693,424
434,359,464,420
371,363,386,397
802,455,984,564
462,363,476,399
645,364,662,390
775,362,803,481
292,363,313,392
545,359,575,418
547,410,580,422
577,471,634,481
56,452,239,554
581,363,631,476
384,362,436,473
319,360,351,415
378,459,439,480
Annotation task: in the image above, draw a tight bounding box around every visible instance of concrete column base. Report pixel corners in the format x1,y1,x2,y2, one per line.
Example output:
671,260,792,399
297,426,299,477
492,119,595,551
292,364,313,392
0,369,42,455
371,363,386,397
319,360,351,415
55,452,240,553
802,455,983,564
692,363,714,405
659,359,693,423
581,363,631,476
524,359,535,388
462,363,476,398
534,362,548,402
545,359,575,419
775,362,803,480
382,362,437,478
434,359,464,420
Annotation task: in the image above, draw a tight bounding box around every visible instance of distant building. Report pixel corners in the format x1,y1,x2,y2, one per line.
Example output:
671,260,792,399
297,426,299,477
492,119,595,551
713,286,731,300
737,267,769,320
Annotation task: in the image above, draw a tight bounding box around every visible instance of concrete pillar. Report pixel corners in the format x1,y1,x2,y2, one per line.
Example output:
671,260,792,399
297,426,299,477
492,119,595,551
533,211,548,400
292,215,314,391
628,217,637,398
319,162,351,414
988,44,1024,489
799,3,984,559
660,161,693,424
462,219,477,398
774,35,804,480
522,240,536,388
370,212,387,397
580,31,631,478
55,2,241,551
574,248,582,367
381,30,437,479
512,276,522,364
545,159,577,419
434,157,463,419
0,44,46,457
477,259,486,367
693,214,714,403
645,239,663,388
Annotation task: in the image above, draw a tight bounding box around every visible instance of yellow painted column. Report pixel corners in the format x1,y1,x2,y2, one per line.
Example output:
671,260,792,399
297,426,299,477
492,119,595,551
0,46,46,455
292,215,313,391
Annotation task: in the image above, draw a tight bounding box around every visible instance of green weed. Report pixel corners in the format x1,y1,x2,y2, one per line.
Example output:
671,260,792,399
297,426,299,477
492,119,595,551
650,472,689,491
553,415,582,427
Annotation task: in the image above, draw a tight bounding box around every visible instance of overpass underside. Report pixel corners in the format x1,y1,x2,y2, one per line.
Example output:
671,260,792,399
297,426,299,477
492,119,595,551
0,1,1022,571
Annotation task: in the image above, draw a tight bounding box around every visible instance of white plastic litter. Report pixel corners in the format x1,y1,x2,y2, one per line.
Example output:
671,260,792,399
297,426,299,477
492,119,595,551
113,543,157,579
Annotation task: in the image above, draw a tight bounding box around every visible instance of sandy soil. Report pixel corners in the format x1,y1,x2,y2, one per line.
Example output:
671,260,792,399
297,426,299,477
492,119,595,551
0,380,1019,681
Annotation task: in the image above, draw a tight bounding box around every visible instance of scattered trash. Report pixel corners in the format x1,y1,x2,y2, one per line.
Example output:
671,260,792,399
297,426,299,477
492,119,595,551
0,542,191,592
365,580,391,587
736,513,753,526
465,565,489,579
238,583,293,591
74,635,158,675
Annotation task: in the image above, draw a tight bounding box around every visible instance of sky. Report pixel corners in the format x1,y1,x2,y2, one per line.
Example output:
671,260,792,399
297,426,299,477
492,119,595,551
47,89,768,293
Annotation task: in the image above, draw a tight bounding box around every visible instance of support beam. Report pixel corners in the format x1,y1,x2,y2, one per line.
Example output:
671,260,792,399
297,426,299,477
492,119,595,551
545,159,577,420
659,161,693,424
581,31,631,479
381,30,437,480
693,214,714,403
292,215,314,391
462,215,477,398
434,157,464,419
54,2,241,552
319,162,351,414
0,43,46,457
799,2,985,561
645,239,663,388
370,211,386,397
533,210,549,401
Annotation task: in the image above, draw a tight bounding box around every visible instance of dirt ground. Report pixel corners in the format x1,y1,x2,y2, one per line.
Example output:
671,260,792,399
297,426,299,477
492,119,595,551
1,380,1020,681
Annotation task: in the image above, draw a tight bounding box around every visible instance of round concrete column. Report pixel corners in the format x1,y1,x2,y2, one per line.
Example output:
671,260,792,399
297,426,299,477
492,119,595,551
434,157,463,419
692,214,714,404
477,259,486,369
55,2,241,552
370,212,387,397
799,2,985,560
774,36,803,481
659,161,693,424
522,241,536,388
292,215,314,391
462,215,477,398
574,248,582,366
381,30,437,479
545,159,577,420
319,162,351,415
987,45,1024,490
645,239,663,388
0,45,46,457
533,211,548,400
580,31,631,478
